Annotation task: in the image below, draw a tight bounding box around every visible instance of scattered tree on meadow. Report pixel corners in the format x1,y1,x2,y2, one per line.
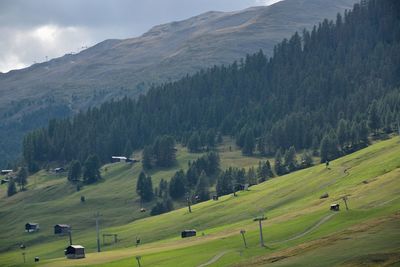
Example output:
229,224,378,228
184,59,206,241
68,160,82,182
136,171,154,202
16,166,28,191
83,154,101,184
7,178,17,197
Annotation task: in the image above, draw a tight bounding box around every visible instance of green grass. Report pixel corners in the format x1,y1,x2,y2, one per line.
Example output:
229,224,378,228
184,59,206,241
1,137,399,267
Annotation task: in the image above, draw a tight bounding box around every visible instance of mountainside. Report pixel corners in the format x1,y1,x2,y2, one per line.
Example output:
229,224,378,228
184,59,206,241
1,135,399,266
22,0,400,170
0,0,358,167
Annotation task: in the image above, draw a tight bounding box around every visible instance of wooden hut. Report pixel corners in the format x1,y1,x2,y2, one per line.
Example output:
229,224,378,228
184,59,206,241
25,222,40,232
111,156,127,163
181,230,196,238
65,245,85,259
330,203,340,211
54,224,71,235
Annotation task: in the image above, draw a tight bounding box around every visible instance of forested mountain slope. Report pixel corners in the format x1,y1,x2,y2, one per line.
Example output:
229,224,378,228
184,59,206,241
23,0,400,170
0,0,357,167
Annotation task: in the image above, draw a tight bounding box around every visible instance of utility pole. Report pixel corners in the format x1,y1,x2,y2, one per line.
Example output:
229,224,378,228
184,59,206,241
240,230,247,248
68,228,73,245
186,192,192,213
95,212,102,252
253,215,267,247
20,244,26,264
342,196,349,211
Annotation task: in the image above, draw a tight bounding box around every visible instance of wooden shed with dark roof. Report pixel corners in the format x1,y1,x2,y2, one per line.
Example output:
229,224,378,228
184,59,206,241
54,224,71,235
65,245,85,259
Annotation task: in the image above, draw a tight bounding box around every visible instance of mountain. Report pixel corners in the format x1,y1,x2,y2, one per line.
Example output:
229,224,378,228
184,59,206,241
0,0,358,167
22,0,400,170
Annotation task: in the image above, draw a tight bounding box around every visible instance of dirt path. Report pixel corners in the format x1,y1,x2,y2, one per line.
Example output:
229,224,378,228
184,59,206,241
197,250,231,267
270,213,337,244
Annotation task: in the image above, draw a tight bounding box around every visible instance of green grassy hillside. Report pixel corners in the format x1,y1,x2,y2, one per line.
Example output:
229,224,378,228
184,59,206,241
0,138,272,266
1,137,399,266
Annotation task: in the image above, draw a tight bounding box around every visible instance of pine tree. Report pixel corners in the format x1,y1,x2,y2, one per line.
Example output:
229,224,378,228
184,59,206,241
284,146,297,172
195,171,210,202
124,140,133,158
274,149,285,175
136,172,154,202
188,132,201,152
258,161,273,182
186,165,199,189
206,129,216,148
368,100,381,134
142,145,153,170
7,178,17,197
83,154,101,184
16,166,28,191
300,151,313,169
247,166,257,185
320,135,330,163
169,170,186,199
68,160,82,182
242,130,255,155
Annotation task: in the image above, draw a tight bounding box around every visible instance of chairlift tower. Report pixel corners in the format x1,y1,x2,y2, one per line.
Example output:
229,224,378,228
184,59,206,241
253,215,267,247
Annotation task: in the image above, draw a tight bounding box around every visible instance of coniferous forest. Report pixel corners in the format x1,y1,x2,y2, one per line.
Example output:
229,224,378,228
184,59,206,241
23,0,400,172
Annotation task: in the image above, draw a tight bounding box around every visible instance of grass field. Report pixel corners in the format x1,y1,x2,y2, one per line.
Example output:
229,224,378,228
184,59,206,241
1,137,399,266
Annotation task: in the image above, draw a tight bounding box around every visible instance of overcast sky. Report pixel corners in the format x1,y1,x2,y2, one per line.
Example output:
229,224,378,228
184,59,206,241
0,0,283,73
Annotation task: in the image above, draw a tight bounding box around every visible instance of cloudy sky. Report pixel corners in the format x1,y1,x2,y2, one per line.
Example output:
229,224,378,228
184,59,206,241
0,0,283,73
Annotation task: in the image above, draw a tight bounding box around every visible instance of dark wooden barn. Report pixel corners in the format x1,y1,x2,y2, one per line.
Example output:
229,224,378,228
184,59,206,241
181,229,196,238
65,245,85,259
25,222,40,232
54,224,71,235
330,203,340,211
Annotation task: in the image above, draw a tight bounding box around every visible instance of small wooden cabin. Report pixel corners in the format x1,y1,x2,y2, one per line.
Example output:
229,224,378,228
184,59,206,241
330,203,340,211
181,230,196,238
54,224,71,235
111,156,127,163
25,222,40,232
65,245,85,259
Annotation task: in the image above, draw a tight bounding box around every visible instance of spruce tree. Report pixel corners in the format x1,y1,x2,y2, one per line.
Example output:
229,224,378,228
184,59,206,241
368,100,381,134
188,132,201,152
68,160,82,183
274,149,285,175
142,145,153,170
7,178,17,197
195,171,210,202
247,167,257,185
284,146,297,172
169,170,186,199
16,166,28,191
83,154,101,184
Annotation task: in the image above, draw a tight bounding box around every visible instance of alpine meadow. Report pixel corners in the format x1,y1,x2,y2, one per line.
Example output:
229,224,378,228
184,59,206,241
0,0,400,267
